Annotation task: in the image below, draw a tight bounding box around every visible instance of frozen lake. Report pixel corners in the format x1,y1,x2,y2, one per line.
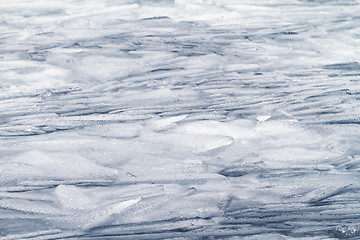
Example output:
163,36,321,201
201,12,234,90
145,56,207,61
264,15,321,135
1,0,360,239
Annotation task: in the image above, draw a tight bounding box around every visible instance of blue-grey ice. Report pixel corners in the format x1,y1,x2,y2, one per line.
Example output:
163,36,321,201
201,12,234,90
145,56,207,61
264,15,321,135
1,0,360,239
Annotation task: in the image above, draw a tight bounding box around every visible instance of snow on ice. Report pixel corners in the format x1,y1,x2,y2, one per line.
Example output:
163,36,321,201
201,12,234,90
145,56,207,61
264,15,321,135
0,0,360,239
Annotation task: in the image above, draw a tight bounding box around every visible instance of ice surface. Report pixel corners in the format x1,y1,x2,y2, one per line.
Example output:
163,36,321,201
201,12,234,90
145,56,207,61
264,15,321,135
1,0,360,239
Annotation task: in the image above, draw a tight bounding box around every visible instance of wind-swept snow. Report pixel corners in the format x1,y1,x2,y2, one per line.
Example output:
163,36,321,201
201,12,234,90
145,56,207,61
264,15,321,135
1,0,360,239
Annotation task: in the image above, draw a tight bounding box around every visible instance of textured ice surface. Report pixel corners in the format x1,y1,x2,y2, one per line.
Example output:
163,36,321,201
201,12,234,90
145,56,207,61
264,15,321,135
1,0,360,239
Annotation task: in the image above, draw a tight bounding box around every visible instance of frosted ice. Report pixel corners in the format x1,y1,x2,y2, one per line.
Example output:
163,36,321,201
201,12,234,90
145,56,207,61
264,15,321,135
1,0,360,239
